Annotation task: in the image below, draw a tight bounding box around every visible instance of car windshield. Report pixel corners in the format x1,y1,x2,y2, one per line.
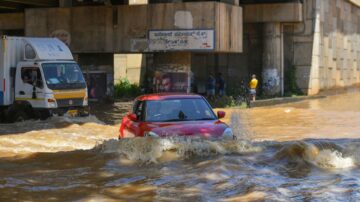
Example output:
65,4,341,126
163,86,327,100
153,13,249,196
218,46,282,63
42,63,86,90
145,98,216,122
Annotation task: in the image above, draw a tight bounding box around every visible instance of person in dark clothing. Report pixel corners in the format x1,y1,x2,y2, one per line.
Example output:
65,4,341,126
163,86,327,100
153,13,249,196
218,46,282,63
207,74,216,100
216,72,225,97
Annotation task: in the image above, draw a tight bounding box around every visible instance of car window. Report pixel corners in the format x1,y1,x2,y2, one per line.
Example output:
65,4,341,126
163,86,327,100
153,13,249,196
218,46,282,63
145,98,216,122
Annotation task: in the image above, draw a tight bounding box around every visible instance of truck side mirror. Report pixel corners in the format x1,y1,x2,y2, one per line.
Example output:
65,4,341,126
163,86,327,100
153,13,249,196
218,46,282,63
32,85,37,99
31,70,37,98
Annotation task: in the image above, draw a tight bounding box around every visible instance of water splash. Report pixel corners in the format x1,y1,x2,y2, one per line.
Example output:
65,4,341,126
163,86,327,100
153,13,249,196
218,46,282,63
275,141,356,170
98,137,262,163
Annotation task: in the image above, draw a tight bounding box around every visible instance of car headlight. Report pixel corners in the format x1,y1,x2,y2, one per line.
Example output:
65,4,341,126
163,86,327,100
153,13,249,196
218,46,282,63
144,131,159,138
222,128,234,139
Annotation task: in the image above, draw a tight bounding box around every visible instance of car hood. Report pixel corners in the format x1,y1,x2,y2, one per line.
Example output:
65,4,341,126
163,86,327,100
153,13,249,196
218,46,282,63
146,120,228,138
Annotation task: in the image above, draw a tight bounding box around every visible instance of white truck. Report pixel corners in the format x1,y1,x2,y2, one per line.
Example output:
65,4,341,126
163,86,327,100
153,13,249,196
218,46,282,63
0,36,89,122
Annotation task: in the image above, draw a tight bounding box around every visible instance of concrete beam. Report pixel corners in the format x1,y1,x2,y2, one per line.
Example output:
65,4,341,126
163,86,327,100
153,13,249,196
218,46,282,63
349,0,360,7
26,2,243,53
128,0,148,5
0,1,22,10
2,0,58,7
0,6,17,10
59,0,72,7
243,2,303,23
0,13,24,30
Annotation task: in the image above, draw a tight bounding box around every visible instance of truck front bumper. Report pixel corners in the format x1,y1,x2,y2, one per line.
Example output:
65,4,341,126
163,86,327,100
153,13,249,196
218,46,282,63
50,105,90,116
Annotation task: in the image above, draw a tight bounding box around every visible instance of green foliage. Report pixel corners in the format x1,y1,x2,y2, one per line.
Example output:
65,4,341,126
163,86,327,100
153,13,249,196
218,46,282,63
285,65,304,96
114,78,141,99
208,95,248,108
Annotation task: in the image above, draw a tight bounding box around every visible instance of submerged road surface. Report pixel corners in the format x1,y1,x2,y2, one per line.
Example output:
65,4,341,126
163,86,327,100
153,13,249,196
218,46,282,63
0,91,359,201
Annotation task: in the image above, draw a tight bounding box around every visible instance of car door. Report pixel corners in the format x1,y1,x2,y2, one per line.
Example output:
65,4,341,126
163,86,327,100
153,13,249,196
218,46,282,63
125,100,144,137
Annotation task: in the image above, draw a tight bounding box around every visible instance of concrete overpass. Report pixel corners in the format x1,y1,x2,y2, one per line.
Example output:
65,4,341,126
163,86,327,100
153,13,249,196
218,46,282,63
0,0,359,99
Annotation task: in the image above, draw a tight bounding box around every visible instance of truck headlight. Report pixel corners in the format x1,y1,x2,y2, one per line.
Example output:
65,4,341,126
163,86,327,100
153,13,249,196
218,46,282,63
83,96,88,106
144,131,159,137
222,128,234,139
47,98,57,108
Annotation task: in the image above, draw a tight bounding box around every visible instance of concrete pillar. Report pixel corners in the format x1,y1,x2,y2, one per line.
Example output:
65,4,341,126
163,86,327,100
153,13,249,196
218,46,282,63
59,0,72,7
221,0,240,6
262,22,282,96
114,54,146,85
129,0,148,5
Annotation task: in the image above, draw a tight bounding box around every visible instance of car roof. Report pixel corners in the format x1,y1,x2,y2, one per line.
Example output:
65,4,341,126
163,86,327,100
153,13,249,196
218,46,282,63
136,93,204,101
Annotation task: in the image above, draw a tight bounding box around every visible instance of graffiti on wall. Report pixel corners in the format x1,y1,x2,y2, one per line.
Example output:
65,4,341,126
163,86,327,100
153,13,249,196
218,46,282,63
150,64,190,93
148,29,215,51
263,68,280,92
131,38,149,52
50,29,71,46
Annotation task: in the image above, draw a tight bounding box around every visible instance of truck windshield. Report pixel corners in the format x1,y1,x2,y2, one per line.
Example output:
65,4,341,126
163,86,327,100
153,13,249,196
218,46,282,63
42,63,86,90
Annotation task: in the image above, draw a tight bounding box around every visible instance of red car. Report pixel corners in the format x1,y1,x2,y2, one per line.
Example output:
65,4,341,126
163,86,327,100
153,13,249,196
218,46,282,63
119,93,234,139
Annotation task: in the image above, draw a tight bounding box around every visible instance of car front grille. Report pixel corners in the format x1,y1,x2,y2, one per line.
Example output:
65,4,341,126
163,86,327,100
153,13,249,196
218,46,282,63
57,98,84,108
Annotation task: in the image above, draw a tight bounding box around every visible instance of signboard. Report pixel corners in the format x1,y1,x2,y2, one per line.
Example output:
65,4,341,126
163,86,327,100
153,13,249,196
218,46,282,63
149,29,215,51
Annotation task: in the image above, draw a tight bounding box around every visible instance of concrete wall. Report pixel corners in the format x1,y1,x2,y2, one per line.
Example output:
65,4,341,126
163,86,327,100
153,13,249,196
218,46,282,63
315,0,360,91
290,0,360,94
282,0,316,94
242,0,360,95
243,2,303,23
151,52,191,75
114,54,146,84
191,23,263,94
76,53,114,98
0,13,24,30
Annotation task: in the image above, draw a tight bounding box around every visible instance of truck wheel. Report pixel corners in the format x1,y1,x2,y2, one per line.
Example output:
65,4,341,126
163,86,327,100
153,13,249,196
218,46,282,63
39,110,51,120
6,105,32,123
11,110,29,122
79,111,90,117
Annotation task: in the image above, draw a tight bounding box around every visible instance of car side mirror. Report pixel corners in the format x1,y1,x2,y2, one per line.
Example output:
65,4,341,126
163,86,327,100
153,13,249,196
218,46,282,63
217,111,226,119
128,113,137,121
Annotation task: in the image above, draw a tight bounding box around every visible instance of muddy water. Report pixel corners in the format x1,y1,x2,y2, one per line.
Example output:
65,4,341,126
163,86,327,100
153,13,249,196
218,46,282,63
0,92,359,201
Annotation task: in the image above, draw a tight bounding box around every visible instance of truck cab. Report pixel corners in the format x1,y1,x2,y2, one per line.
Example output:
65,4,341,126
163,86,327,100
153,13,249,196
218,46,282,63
0,36,88,122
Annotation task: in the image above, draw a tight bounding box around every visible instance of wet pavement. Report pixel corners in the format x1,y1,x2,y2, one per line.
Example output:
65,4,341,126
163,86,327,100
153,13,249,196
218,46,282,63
0,90,359,201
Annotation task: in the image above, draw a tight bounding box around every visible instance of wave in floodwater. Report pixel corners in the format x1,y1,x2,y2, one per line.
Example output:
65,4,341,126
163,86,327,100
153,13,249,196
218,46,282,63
0,137,359,201
1,89,360,201
0,115,117,157
94,137,359,170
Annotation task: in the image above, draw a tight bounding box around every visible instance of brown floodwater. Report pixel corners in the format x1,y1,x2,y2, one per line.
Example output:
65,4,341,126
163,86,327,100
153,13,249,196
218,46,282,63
0,90,359,201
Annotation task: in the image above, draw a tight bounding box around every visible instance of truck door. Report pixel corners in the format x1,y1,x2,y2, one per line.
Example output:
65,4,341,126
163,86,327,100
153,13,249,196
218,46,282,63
15,66,45,108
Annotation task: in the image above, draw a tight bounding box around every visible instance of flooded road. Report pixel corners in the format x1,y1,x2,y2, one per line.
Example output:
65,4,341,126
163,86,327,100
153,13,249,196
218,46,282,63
0,91,359,201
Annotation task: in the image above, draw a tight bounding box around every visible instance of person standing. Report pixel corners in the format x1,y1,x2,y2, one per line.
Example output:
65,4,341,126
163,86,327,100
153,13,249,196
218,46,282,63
207,74,216,100
249,74,258,101
153,71,162,93
216,72,225,97
161,74,172,92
